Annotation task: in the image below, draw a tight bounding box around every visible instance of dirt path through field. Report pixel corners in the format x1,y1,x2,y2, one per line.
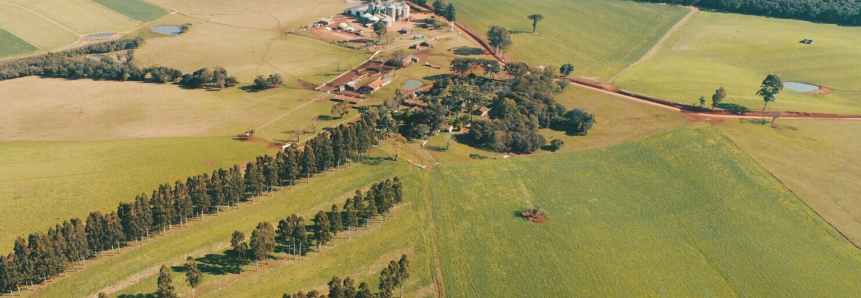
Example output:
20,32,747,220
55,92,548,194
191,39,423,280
255,93,328,131
421,173,446,298
608,6,697,83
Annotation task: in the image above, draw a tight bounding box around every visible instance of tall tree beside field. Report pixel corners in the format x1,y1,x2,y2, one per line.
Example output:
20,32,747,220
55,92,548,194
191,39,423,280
374,22,388,40
444,4,457,21
245,162,266,197
250,221,276,270
185,256,203,298
699,96,706,107
313,211,333,249
487,26,513,57
559,64,574,77
331,101,350,119
157,264,177,298
712,87,726,109
527,14,544,34
432,0,447,15
231,230,249,265
397,254,410,297
330,205,343,237
357,282,374,298
85,211,105,256
62,218,88,266
756,74,783,115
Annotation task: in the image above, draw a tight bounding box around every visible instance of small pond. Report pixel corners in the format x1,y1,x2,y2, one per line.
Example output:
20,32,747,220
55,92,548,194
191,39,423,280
784,82,819,93
86,33,113,38
151,25,183,36
402,80,423,91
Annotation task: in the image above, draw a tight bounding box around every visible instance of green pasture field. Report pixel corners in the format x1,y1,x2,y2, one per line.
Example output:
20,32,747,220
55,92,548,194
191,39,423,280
91,0,166,22
0,4,78,51
0,138,271,252
428,124,861,297
0,29,37,58
0,77,324,142
614,11,861,115
445,0,689,80
717,119,861,246
143,0,356,30
4,0,142,35
133,17,369,86
35,155,434,298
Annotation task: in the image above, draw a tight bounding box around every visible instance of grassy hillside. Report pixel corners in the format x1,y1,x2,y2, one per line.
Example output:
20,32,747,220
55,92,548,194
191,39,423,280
143,0,355,30
0,77,333,142
717,119,861,246
91,0,167,22
445,0,689,80
0,29,37,58
0,138,270,252
428,124,861,297
615,11,861,114
36,156,434,298
0,4,79,51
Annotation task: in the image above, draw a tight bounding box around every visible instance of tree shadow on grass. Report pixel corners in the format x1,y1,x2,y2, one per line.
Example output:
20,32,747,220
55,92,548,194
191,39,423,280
717,103,750,115
361,156,387,166
317,115,340,121
170,251,242,275
118,294,157,298
452,46,485,56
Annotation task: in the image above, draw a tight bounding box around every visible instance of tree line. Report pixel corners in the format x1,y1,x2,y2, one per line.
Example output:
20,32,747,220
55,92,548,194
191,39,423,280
281,255,410,298
0,118,379,294
636,0,861,26
0,38,238,90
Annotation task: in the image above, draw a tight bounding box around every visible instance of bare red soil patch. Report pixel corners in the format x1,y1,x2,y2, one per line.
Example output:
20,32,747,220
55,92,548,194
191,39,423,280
521,211,547,224
770,124,781,130
297,79,318,90
268,142,285,149
237,136,263,142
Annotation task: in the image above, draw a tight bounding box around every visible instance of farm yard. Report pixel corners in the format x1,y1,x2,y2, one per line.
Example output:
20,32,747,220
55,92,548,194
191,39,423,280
445,0,690,80
614,11,861,114
428,124,861,297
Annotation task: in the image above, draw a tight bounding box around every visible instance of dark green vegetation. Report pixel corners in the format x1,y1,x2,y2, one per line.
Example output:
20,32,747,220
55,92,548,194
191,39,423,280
0,29,37,58
429,124,861,297
636,0,861,26
283,255,410,298
91,0,168,22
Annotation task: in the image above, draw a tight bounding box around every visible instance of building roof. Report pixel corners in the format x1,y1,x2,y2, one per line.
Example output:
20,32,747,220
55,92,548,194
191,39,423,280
366,77,392,90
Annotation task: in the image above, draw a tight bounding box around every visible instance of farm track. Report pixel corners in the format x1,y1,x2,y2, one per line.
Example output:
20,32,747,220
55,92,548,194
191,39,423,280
421,173,446,298
608,6,698,83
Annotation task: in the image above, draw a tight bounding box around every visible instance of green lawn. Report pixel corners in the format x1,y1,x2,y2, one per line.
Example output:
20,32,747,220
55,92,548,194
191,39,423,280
615,11,861,114
446,0,689,80
717,119,861,246
0,28,37,58
428,124,861,297
91,0,167,22
37,155,435,298
0,138,271,252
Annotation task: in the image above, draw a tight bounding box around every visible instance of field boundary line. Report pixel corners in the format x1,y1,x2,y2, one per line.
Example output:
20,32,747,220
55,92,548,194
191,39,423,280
420,173,445,297
608,6,697,83
719,131,861,249
255,93,328,131
0,2,81,36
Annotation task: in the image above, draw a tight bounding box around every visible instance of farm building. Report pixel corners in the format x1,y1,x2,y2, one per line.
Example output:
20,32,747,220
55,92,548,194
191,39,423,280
344,0,410,27
359,77,392,94
345,78,362,91
473,106,490,118
420,40,434,47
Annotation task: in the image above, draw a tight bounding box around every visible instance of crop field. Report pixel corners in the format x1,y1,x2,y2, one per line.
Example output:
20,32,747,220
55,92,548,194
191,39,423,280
0,138,270,252
717,119,861,246
133,17,369,86
614,11,861,115
427,124,861,297
91,0,167,22
445,0,689,80
0,28,36,57
34,156,434,298
0,77,326,141
143,0,356,30
0,4,79,52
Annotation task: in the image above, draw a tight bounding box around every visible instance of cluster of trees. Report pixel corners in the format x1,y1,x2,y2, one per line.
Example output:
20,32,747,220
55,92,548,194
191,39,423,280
636,0,861,26
431,0,457,21
231,178,404,267
460,63,595,153
0,38,238,90
253,73,284,90
399,102,447,139
283,255,410,298
153,256,202,298
487,26,513,58
450,58,501,77
180,67,238,89
0,117,379,294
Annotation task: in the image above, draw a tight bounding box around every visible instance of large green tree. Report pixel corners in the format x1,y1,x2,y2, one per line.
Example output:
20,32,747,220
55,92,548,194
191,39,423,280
756,74,783,118
313,211,332,250
185,256,203,298
157,264,177,298
250,221,276,270
712,87,727,109
487,26,513,57
527,14,544,34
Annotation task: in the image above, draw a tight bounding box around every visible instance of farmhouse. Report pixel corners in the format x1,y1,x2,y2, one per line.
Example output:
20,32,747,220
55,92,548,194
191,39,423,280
473,106,490,118
344,0,411,27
